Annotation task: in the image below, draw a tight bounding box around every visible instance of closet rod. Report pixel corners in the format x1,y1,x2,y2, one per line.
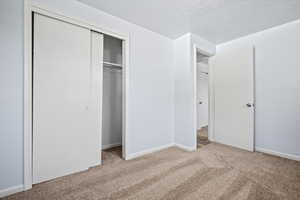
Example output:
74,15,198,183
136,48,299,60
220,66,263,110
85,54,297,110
103,65,122,70
103,61,122,67
199,71,208,75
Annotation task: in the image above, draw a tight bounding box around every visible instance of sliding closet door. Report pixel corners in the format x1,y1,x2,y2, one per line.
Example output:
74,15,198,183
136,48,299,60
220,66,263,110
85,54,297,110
33,14,103,184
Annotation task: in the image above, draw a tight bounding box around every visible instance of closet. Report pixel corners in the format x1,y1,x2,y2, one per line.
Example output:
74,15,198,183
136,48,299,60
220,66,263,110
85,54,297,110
102,35,123,156
32,13,124,184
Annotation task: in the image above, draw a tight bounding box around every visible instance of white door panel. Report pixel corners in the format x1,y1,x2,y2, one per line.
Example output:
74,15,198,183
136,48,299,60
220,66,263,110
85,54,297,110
33,14,103,183
211,44,254,151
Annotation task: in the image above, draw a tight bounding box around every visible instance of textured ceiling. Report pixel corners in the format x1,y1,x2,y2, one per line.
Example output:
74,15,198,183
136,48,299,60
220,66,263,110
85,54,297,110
78,0,300,44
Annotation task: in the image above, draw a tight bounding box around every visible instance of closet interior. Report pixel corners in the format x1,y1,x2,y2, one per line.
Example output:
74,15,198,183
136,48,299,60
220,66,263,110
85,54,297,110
102,34,123,160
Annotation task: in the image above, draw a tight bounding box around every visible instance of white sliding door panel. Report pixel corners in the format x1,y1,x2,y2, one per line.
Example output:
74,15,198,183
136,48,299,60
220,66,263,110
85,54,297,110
33,14,102,184
211,44,254,151
91,31,104,155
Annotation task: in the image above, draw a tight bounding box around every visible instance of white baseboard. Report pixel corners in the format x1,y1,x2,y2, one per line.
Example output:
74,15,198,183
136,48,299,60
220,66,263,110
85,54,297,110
102,143,121,150
175,143,196,152
125,143,175,160
0,185,24,198
255,147,300,161
214,140,253,152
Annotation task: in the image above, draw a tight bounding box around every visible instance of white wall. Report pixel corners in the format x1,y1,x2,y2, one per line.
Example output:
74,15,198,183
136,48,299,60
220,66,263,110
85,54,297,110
0,0,24,192
174,34,194,149
216,20,300,159
174,33,215,150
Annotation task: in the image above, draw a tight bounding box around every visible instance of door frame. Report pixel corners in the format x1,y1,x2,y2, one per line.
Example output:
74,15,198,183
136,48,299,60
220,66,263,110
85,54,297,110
193,45,215,149
24,0,130,190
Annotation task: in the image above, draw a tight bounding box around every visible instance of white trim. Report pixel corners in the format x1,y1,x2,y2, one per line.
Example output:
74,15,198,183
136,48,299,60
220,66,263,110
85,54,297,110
249,46,255,152
175,143,195,152
122,39,130,159
208,55,215,142
0,185,24,198
125,142,199,160
255,147,300,162
23,0,32,191
102,143,122,150
24,0,130,190
215,141,252,152
125,143,175,160
253,46,257,149
30,5,129,40
192,45,198,151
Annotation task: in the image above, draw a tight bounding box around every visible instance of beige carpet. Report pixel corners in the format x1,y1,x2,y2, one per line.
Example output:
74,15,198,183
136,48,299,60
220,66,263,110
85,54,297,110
3,143,300,200
198,126,210,148
102,146,123,165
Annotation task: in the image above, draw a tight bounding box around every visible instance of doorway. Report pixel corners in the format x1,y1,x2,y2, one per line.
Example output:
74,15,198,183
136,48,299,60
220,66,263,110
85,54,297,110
196,53,210,148
102,34,124,163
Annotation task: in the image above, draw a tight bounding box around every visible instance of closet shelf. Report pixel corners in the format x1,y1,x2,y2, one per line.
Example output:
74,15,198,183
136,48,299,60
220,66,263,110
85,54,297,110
103,61,122,68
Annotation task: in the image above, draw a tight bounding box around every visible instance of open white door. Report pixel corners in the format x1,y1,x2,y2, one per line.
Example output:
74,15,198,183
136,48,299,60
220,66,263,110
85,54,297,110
211,44,254,151
33,14,103,183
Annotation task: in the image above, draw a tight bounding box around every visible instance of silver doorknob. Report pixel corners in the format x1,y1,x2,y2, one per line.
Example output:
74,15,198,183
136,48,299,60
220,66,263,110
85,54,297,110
199,101,203,104
246,103,252,107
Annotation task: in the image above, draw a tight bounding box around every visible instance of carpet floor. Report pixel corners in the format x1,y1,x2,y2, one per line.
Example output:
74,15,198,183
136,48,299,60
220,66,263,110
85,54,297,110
198,126,210,148
3,143,300,200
